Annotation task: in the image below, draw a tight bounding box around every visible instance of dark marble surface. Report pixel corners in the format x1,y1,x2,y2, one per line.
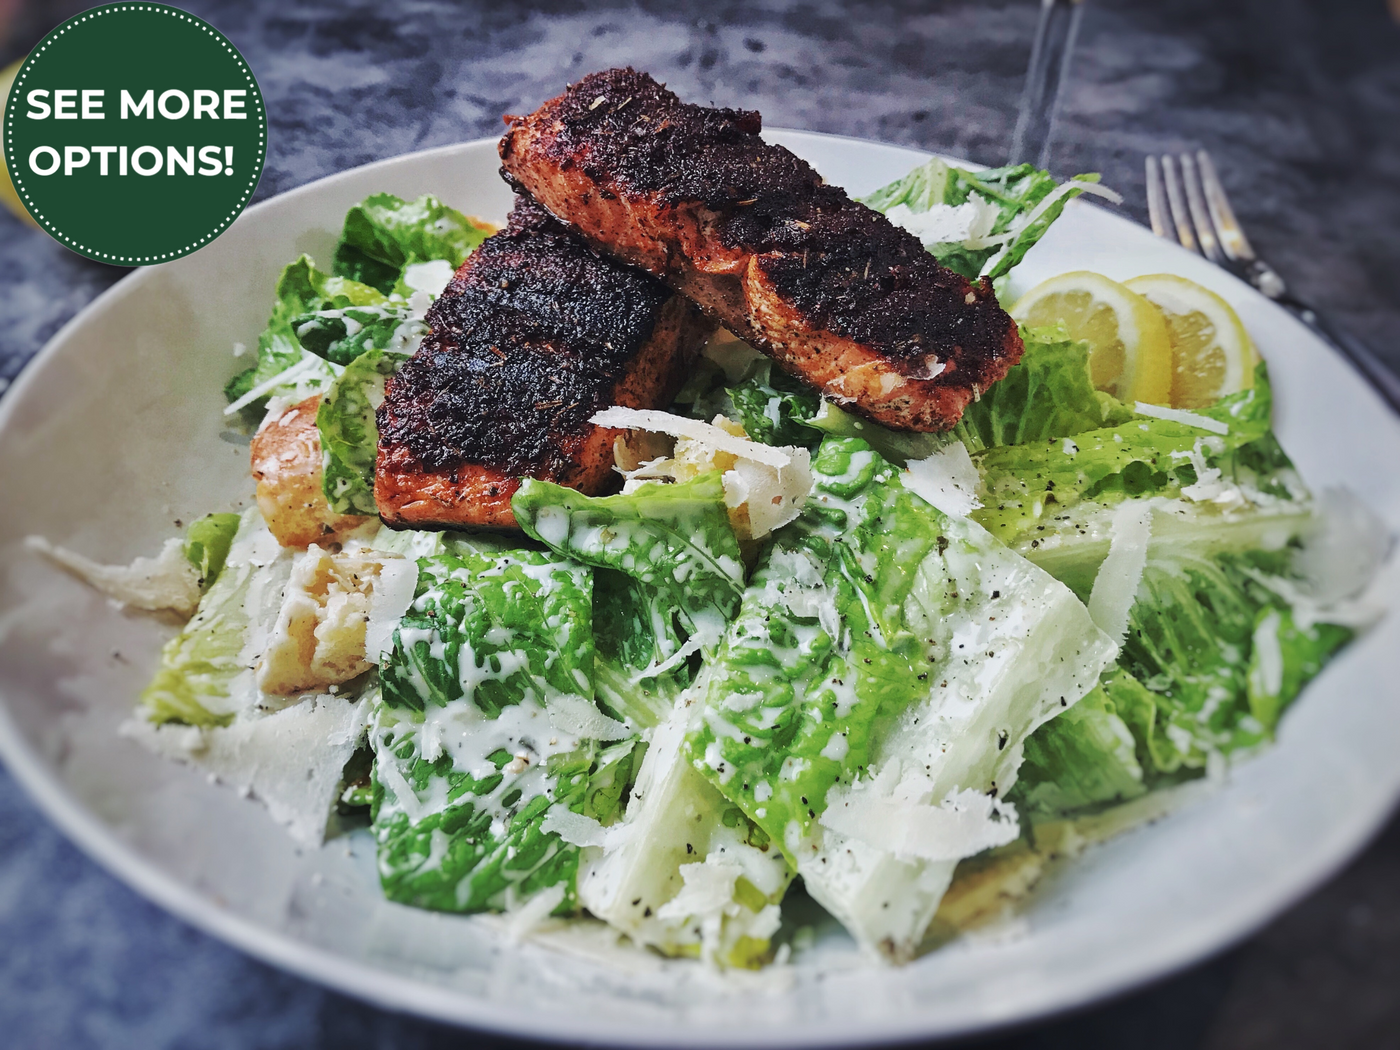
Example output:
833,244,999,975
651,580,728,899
1,1,1398,1047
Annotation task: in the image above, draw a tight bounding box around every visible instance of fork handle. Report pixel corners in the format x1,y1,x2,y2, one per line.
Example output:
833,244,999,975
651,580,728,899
1282,298,1400,415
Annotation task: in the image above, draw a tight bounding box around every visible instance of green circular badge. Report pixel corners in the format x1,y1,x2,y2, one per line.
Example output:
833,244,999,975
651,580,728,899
3,3,265,264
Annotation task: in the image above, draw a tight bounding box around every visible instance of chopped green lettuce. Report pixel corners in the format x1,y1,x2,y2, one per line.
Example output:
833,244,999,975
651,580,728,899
807,400,950,467
577,698,793,968
317,348,407,516
1246,606,1353,732
674,347,821,449
964,348,1356,806
509,474,787,965
684,441,942,854
141,509,286,727
334,192,492,294
860,158,1104,280
684,436,1116,957
589,570,689,728
672,358,736,423
971,365,1278,553
1021,541,1355,810
290,301,425,367
223,256,387,415
226,191,483,419
183,513,240,590
372,543,639,915
726,359,822,448
512,474,746,728
1010,672,1147,818
953,325,1132,453
1112,549,1353,772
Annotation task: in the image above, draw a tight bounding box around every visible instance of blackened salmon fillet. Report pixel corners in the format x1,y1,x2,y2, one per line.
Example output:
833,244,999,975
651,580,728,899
375,193,713,530
499,68,1024,432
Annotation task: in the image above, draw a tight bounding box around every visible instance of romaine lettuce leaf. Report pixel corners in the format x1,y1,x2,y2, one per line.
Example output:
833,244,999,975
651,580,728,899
726,359,822,448
953,325,1132,453
1019,544,1354,801
683,440,942,854
141,509,287,727
806,400,951,467
223,256,387,415
334,192,492,294
1010,671,1147,818
372,542,639,915
512,474,746,728
971,365,1277,550
1112,549,1353,771
183,512,240,590
577,696,793,968
684,436,1117,957
317,348,407,516
1246,606,1353,732
290,301,425,367
860,158,1104,280
589,570,688,728
509,475,786,962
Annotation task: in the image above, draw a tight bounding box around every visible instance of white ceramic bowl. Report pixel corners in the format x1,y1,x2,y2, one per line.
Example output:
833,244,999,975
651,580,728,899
0,132,1396,1046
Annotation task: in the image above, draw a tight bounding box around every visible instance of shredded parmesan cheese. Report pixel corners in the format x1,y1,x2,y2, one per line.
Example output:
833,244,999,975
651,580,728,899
903,442,983,518
504,882,568,942
591,407,791,468
363,558,417,666
1134,402,1230,435
820,784,1021,862
539,806,609,849
27,535,202,616
1086,500,1154,643
121,694,369,847
886,194,1001,249
546,693,631,741
598,408,812,541
1249,610,1284,698
224,354,324,416
655,859,744,922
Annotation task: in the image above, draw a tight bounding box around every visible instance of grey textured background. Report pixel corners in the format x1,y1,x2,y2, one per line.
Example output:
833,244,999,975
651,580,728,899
1,1,1398,1047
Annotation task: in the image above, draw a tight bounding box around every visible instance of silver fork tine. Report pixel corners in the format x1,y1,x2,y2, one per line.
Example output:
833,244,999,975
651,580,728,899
1160,155,1198,253
1144,149,1400,414
1179,153,1224,263
1145,156,1170,239
1196,150,1257,262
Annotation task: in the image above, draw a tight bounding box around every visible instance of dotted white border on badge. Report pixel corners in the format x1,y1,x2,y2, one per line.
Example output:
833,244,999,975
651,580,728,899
3,3,267,265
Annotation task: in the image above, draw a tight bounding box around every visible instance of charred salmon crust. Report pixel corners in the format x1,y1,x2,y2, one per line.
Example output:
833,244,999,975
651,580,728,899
374,193,712,530
499,67,1024,431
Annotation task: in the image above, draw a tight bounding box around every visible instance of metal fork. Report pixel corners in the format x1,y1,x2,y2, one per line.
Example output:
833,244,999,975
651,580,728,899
1146,151,1400,413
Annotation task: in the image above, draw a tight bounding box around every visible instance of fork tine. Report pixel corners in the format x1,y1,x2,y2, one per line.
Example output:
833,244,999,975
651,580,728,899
1179,153,1224,263
1196,151,1256,262
1160,155,1198,253
1145,156,1170,239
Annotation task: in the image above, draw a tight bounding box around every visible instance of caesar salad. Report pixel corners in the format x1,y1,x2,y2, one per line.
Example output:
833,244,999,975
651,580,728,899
30,94,1387,970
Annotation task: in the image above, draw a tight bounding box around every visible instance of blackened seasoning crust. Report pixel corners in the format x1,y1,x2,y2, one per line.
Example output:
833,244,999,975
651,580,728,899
500,68,1024,431
382,198,668,477
375,193,711,530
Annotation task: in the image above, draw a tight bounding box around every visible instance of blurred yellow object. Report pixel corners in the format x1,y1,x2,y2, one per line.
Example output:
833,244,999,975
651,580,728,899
1,57,39,227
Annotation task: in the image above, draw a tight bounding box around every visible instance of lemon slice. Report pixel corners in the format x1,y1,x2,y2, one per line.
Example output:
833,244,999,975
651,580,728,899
1009,271,1172,404
1124,273,1255,409
0,58,37,228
